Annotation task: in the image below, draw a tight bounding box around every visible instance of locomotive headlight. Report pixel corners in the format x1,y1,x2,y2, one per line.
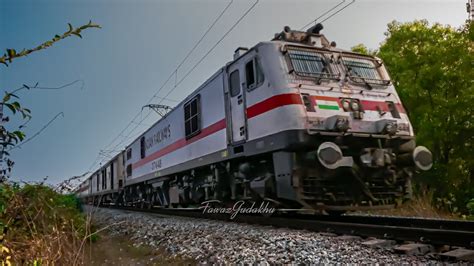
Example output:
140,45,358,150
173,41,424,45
317,142,355,169
341,99,351,111
317,142,343,169
413,146,433,171
397,145,433,171
397,123,409,132
350,99,360,111
384,122,398,135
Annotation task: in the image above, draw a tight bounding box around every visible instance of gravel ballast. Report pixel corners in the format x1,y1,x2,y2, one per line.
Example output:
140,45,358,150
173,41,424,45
87,206,437,264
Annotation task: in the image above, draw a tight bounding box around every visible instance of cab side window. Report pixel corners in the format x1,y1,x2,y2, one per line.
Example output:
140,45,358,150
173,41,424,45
184,95,201,139
140,136,146,159
229,70,240,97
245,57,264,91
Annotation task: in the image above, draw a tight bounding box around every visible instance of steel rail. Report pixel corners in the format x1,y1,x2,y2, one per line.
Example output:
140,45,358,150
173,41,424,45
99,206,474,248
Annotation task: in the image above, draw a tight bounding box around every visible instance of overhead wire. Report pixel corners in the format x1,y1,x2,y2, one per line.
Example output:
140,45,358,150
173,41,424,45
320,0,355,24
299,0,346,30
94,0,260,170
95,0,234,155
115,0,261,153
88,0,236,172
157,0,260,107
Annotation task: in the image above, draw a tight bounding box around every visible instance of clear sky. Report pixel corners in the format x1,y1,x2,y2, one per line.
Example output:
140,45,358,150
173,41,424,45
0,0,467,184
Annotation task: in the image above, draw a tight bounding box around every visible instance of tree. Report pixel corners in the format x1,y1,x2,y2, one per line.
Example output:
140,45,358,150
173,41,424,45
350,43,376,56
0,22,101,181
1,22,101,265
376,20,473,212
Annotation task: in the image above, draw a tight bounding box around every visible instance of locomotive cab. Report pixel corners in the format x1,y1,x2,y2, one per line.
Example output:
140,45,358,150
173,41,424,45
226,24,433,212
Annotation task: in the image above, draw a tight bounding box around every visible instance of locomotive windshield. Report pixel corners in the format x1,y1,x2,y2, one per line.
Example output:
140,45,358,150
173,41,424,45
287,48,337,79
285,47,389,87
342,56,390,86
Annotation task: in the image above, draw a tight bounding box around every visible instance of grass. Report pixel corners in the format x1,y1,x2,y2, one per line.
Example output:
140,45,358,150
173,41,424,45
0,183,194,265
0,183,95,265
364,190,464,220
84,231,196,265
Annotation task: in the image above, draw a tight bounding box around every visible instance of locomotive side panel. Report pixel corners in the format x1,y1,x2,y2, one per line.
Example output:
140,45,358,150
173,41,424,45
231,43,307,145
125,70,227,185
90,172,98,194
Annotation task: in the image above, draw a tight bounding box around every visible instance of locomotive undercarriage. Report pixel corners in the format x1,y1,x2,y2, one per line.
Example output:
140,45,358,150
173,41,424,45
109,134,431,214
291,136,422,211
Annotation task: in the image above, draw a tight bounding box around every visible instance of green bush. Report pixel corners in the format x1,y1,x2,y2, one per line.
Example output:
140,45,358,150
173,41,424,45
353,20,474,215
0,183,92,264
467,199,474,218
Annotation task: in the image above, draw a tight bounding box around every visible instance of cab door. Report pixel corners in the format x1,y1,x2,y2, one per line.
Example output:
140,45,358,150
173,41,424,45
227,64,247,144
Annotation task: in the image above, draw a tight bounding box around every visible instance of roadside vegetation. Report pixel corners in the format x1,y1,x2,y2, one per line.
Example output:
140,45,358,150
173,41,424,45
353,20,473,218
0,22,100,265
0,183,96,264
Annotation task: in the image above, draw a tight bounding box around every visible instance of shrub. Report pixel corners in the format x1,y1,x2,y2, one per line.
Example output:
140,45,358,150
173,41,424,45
0,183,92,264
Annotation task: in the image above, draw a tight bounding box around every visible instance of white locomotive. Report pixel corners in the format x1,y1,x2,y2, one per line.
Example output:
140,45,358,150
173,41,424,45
78,24,433,213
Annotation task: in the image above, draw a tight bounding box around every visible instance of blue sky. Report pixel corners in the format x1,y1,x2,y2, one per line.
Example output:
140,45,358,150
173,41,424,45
0,0,467,184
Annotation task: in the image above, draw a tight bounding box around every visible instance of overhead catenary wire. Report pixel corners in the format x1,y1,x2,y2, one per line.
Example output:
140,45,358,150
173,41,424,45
95,0,234,155
299,0,346,30
87,0,236,172
158,0,260,105
91,0,260,171
320,0,355,24
113,0,261,153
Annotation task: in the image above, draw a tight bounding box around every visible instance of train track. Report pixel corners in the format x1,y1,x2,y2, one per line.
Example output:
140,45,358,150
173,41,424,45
102,205,474,250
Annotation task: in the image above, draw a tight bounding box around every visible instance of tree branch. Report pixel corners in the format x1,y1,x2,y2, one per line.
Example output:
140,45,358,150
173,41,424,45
0,21,101,66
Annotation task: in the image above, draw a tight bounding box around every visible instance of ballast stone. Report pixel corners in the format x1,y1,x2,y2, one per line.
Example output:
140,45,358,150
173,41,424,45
335,235,362,242
394,243,434,255
440,248,474,262
361,239,396,249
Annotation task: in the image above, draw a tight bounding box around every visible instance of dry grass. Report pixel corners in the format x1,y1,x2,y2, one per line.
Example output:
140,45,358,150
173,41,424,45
0,184,98,265
365,191,461,219
83,231,197,265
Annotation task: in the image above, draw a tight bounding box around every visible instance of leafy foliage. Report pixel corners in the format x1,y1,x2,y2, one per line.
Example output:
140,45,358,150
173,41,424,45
0,21,100,182
0,90,31,181
0,183,92,264
466,198,474,219
350,43,376,56
353,20,473,213
0,21,101,264
0,21,101,66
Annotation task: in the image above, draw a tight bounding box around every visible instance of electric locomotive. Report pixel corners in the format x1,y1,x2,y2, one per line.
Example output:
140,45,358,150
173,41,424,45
79,24,433,213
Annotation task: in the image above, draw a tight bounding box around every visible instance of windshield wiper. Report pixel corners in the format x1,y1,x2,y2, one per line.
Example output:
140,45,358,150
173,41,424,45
315,63,341,84
347,68,372,90
354,74,373,90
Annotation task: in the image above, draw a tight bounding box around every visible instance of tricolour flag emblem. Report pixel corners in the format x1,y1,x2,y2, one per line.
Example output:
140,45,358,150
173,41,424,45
316,99,340,110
